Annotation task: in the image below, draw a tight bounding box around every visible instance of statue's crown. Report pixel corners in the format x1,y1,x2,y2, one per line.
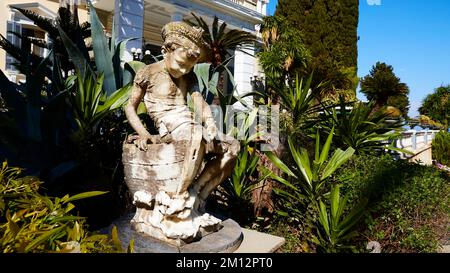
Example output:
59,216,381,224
161,22,206,48
162,22,206,49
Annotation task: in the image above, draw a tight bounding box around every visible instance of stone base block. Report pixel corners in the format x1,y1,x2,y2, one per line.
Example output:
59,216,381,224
107,213,243,253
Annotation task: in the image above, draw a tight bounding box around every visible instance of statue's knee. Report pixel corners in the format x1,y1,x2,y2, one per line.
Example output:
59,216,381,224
228,140,240,158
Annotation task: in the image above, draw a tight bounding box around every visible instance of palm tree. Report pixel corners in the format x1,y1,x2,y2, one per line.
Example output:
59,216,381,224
360,62,409,113
184,13,256,67
259,15,284,49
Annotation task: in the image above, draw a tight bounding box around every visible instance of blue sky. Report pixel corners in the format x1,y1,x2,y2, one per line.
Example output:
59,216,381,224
266,0,450,117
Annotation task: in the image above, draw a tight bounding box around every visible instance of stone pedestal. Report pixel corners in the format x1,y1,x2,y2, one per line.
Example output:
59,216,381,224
108,213,243,253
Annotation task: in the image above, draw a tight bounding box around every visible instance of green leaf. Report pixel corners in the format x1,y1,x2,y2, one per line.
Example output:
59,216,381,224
88,0,116,95
113,38,136,87
25,225,65,252
270,173,299,192
63,191,108,203
137,101,147,115
337,198,367,238
208,71,219,96
125,61,146,75
330,185,340,227
127,239,134,253
299,148,313,186
319,127,335,165
315,130,320,162
265,151,297,178
96,84,132,114
111,225,123,252
193,63,211,96
318,201,330,237
57,25,88,77
321,147,355,181
48,215,84,224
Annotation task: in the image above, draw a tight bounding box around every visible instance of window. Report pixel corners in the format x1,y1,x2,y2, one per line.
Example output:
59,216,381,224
5,21,22,72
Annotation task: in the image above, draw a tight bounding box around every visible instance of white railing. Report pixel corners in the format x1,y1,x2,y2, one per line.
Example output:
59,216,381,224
395,129,440,151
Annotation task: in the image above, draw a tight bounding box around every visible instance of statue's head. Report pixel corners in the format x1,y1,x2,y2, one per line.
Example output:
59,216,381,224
161,22,208,78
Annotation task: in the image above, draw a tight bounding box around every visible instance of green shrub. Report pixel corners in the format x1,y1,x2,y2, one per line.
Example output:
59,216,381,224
0,161,130,253
432,131,450,166
336,154,450,252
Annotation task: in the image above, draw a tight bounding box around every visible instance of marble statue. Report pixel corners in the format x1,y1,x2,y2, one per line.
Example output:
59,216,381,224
123,21,240,246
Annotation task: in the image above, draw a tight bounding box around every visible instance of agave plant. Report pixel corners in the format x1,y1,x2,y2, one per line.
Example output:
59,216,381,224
58,0,135,96
0,6,90,77
265,129,361,251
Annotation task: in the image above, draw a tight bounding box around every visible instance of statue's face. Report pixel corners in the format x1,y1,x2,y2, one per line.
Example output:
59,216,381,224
163,42,200,78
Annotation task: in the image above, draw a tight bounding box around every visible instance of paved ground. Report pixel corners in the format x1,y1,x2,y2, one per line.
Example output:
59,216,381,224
234,228,285,253
438,245,450,253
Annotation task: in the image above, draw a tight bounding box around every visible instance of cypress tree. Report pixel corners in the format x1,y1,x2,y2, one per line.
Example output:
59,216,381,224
275,0,359,94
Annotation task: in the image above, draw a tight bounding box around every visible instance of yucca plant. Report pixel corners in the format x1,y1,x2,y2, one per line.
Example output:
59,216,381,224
66,68,131,140
320,97,407,155
313,185,367,253
267,128,355,202
220,147,268,219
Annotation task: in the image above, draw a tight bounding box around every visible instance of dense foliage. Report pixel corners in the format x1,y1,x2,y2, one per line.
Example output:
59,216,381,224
258,16,310,91
275,0,359,95
419,86,450,130
0,161,130,253
336,154,450,252
432,131,450,166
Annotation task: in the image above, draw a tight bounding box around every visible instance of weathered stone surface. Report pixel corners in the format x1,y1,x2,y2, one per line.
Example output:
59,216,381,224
122,21,240,246
123,141,188,197
108,213,243,253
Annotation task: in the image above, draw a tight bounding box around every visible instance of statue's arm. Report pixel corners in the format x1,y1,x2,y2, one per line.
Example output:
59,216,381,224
125,83,153,150
191,91,217,141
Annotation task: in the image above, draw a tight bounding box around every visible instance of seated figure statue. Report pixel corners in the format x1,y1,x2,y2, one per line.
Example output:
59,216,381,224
123,21,240,246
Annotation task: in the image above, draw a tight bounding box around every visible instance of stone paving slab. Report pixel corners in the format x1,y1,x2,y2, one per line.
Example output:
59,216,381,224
438,245,450,253
234,228,285,253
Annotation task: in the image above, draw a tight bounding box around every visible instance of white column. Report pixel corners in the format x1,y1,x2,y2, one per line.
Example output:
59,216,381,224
261,0,268,16
257,0,262,13
233,44,256,109
114,0,144,51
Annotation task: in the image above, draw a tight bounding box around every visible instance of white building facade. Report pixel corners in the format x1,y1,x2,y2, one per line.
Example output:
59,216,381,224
109,0,268,98
1,0,268,98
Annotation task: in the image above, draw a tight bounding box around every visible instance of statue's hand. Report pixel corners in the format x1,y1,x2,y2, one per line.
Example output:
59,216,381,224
133,134,153,151
204,118,218,143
